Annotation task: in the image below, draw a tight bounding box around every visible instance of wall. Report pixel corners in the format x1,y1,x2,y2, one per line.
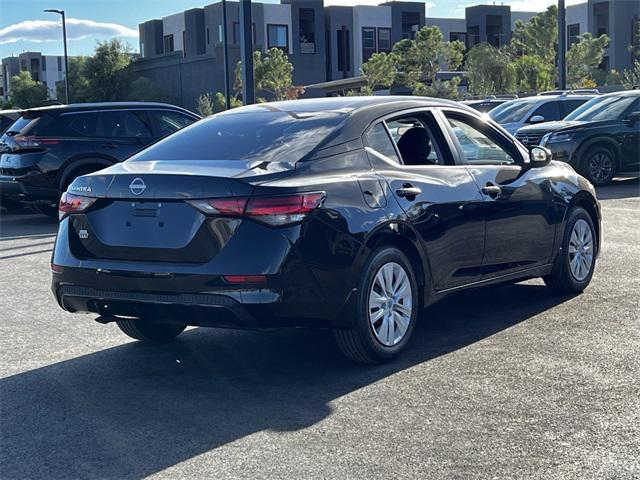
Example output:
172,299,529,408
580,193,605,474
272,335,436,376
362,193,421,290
425,17,466,42
263,3,293,54
325,6,355,81
352,5,392,75
162,12,186,53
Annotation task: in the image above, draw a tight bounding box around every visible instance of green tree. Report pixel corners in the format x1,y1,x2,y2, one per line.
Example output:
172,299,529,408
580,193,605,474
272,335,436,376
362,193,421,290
9,71,48,108
622,61,640,89
197,93,214,116
212,92,243,112
514,54,554,92
413,77,461,99
465,43,516,96
566,32,609,88
56,56,89,103
361,52,395,91
82,39,132,101
235,48,295,102
630,21,640,64
510,5,558,63
127,76,173,103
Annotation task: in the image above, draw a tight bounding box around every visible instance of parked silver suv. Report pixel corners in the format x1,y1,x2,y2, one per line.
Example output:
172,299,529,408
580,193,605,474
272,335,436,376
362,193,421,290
489,92,598,135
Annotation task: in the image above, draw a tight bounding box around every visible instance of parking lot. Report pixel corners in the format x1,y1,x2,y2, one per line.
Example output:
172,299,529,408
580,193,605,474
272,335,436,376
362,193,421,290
0,178,638,479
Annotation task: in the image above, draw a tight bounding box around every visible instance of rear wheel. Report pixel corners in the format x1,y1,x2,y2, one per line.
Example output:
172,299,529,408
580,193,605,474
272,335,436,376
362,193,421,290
544,207,596,294
0,195,24,210
116,319,187,342
582,146,616,186
334,247,419,364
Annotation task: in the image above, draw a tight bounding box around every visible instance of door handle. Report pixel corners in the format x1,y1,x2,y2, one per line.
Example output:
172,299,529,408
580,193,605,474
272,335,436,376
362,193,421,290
396,184,422,199
481,185,502,198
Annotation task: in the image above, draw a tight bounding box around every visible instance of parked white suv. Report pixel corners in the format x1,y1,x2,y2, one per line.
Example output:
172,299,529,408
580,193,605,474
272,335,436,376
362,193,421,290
489,92,598,135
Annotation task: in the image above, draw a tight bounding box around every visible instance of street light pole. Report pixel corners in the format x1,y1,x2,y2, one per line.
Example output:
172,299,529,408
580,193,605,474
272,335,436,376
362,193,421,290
558,0,567,90
44,9,70,104
221,0,230,110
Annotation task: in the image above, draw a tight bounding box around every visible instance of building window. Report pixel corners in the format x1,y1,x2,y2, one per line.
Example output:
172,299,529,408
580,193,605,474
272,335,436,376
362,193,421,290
164,34,174,53
233,22,256,46
594,2,609,37
21,59,27,71
401,12,420,40
337,29,350,73
450,32,466,44
42,58,47,71
267,24,288,52
141,42,145,57
567,23,580,47
182,31,187,57
207,28,210,45
632,18,640,62
377,27,391,53
299,8,316,54
362,27,377,62
57,57,62,71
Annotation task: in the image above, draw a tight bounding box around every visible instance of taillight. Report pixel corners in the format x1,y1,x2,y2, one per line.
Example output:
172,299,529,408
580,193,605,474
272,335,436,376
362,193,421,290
189,192,325,226
58,192,96,220
245,192,325,226
14,136,61,148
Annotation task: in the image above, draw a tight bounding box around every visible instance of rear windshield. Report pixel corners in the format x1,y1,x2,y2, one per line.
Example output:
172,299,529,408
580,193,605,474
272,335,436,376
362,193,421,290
129,109,346,163
489,98,540,124
3,115,39,135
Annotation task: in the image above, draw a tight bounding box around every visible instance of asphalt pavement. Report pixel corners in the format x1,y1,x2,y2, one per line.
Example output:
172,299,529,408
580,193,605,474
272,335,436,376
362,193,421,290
1,178,639,480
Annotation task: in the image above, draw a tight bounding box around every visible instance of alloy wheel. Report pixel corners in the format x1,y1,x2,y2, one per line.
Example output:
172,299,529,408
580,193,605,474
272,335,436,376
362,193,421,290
588,152,613,184
368,262,413,346
568,219,594,281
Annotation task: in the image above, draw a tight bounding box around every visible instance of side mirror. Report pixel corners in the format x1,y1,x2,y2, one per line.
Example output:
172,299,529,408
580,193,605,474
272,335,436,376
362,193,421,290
529,115,545,124
530,146,552,167
625,111,640,125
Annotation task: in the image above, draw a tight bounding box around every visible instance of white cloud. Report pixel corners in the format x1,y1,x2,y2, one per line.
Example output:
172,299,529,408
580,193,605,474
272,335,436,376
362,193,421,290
0,18,138,45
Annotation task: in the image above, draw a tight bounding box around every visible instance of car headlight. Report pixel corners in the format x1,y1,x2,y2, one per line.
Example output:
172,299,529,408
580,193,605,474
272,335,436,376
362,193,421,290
547,132,574,144
540,133,552,146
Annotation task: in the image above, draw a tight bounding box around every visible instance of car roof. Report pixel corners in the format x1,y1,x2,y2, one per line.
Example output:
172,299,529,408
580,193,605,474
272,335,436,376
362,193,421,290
19,102,198,116
600,89,640,98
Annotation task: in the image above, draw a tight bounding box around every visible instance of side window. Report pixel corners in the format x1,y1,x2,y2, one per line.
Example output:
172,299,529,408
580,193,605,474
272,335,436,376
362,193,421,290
96,111,152,138
386,116,445,166
155,111,196,138
445,115,516,165
528,101,560,123
364,123,401,163
560,99,587,118
68,113,97,136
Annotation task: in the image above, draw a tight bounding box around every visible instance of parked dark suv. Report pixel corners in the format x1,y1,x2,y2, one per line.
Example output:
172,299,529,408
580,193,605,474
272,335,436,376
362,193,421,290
515,90,640,185
0,102,199,215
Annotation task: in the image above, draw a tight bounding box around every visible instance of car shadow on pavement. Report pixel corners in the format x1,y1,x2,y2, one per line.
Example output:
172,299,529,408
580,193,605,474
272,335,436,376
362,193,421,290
596,177,639,200
0,282,574,479
0,212,58,239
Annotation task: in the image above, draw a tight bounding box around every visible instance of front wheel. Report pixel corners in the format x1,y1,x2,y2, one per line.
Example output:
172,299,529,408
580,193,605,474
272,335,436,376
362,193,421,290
334,247,419,364
582,146,616,186
544,207,597,294
116,319,187,342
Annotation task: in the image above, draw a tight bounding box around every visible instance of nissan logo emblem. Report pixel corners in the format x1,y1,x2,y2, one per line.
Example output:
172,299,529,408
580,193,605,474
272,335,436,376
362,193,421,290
129,177,146,196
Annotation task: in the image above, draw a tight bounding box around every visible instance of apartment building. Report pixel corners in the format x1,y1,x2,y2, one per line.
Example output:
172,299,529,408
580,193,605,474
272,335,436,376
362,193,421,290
134,0,639,109
1,52,66,102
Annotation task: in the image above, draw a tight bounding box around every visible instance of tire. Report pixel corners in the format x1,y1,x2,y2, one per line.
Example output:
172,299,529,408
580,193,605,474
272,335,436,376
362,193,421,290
32,204,59,218
544,207,597,294
0,195,24,210
581,145,616,186
334,247,419,364
32,166,104,219
116,319,186,342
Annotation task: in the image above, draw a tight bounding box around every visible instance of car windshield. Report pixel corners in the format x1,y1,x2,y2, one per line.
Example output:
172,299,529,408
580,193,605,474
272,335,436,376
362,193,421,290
489,98,541,124
130,109,346,163
564,95,637,121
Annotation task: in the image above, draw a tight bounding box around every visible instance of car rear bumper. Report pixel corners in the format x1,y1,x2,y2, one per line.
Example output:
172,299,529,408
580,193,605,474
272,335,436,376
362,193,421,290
0,174,58,202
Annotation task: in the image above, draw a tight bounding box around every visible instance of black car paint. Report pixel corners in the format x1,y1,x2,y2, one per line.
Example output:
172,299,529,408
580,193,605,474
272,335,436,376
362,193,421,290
0,103,199,205
516,92,640,175
51,97,601,331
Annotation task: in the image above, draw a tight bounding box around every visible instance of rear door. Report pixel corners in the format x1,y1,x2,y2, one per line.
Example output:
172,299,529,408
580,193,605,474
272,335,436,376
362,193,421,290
619,98,640,172
440,108,555,279
364,109,486,290
94,109,154,160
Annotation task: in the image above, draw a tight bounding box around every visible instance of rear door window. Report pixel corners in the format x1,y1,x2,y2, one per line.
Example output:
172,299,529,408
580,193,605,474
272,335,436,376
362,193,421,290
528,101,560,123
96,110,152,139
364,123,401,163
39,112,98,137
153,110,196,138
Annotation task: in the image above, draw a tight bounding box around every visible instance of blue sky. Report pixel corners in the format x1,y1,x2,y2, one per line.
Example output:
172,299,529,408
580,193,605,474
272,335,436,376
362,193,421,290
0,0,561,58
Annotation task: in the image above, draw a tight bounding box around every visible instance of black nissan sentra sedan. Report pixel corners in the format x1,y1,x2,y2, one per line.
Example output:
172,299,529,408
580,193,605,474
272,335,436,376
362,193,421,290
51,97,601,363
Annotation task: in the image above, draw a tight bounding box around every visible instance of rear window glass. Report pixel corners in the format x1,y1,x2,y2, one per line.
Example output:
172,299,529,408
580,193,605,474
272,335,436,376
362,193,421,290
38,112,98,136
129,109,346,163
4,116,39,135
